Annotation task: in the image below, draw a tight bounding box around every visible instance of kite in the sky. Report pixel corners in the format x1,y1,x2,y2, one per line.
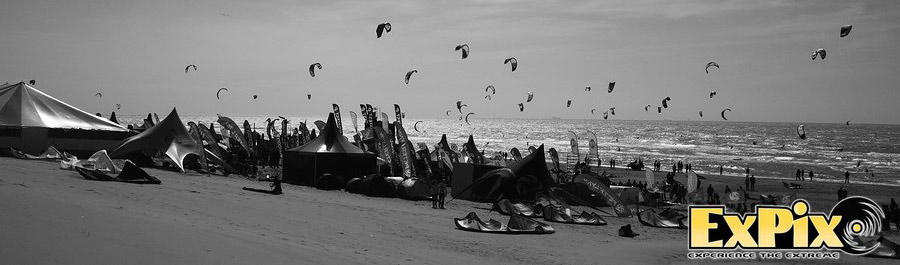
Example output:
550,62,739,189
309,63,322,77
414,121,424,132
376,22,391,38
607,82,616,93
840,25,852,38
216,88,228,99
504,57,517,72
455,44,469,59
485,85,495,94
721,108,732,120
812,48,826,60
405,70,417,84
185,64,197,73
705,62,719,74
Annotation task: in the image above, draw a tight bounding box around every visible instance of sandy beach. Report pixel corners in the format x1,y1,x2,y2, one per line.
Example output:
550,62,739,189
1,157,895,264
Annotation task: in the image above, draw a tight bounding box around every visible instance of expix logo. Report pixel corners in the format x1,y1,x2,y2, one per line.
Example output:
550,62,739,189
689,196,885,255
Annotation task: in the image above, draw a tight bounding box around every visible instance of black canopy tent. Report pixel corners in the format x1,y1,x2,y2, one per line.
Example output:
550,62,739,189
282,113,376,186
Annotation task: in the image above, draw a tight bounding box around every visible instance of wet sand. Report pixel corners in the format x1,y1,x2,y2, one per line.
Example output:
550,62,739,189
0,157,894,264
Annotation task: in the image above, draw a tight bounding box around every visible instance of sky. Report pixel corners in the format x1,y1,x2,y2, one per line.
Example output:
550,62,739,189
1,0,899,124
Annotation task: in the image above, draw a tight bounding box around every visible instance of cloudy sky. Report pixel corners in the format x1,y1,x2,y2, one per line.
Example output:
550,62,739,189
1,0,899,124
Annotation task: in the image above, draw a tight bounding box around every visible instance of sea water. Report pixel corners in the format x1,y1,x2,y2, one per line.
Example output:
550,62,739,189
116,115,900,186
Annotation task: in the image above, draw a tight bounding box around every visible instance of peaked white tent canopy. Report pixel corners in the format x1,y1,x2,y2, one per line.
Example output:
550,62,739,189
0,82,133,155
0,82,127,131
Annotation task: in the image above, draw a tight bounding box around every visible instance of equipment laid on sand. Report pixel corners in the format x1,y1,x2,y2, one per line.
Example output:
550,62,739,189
344,174,397,198
75,161,161,184
638,208,687,229
542,205,607,225
9,146,63,160
494,199,544,218
854,236,900,259
397,178,430,200
618,224,638,237
243,178,283,195
783,181,803,189
454,212,554,234
0,82,133,155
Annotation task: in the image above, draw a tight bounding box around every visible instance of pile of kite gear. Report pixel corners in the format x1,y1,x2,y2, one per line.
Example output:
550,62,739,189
75,161,161,184
637,208,688,229
783,181,804,189
8,146,66,160
454,212,554,234
242,177,283,195
618,224,639,238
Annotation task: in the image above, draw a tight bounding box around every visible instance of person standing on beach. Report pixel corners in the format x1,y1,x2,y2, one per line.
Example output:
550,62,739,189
706,184,714,203
809,171,814,182
437,178,447,209
750,175,756,191
431,177,441,209
796,169,802,181
744,175,750,190
845,171,850,184
720,165,723,175
745,167,750,177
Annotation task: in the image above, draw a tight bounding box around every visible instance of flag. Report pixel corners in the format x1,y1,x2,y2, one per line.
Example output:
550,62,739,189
332,104,343,134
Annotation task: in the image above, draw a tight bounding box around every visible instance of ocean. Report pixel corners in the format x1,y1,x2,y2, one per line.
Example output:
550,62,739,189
116,115,900,186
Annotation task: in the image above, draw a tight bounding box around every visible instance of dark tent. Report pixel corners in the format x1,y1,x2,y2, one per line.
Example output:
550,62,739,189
463,135,485,164
109,111,119,124
453,144,555,202
282,113,376,186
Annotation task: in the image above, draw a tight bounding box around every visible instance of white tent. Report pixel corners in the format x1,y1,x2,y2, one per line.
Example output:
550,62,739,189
0,82,133,155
